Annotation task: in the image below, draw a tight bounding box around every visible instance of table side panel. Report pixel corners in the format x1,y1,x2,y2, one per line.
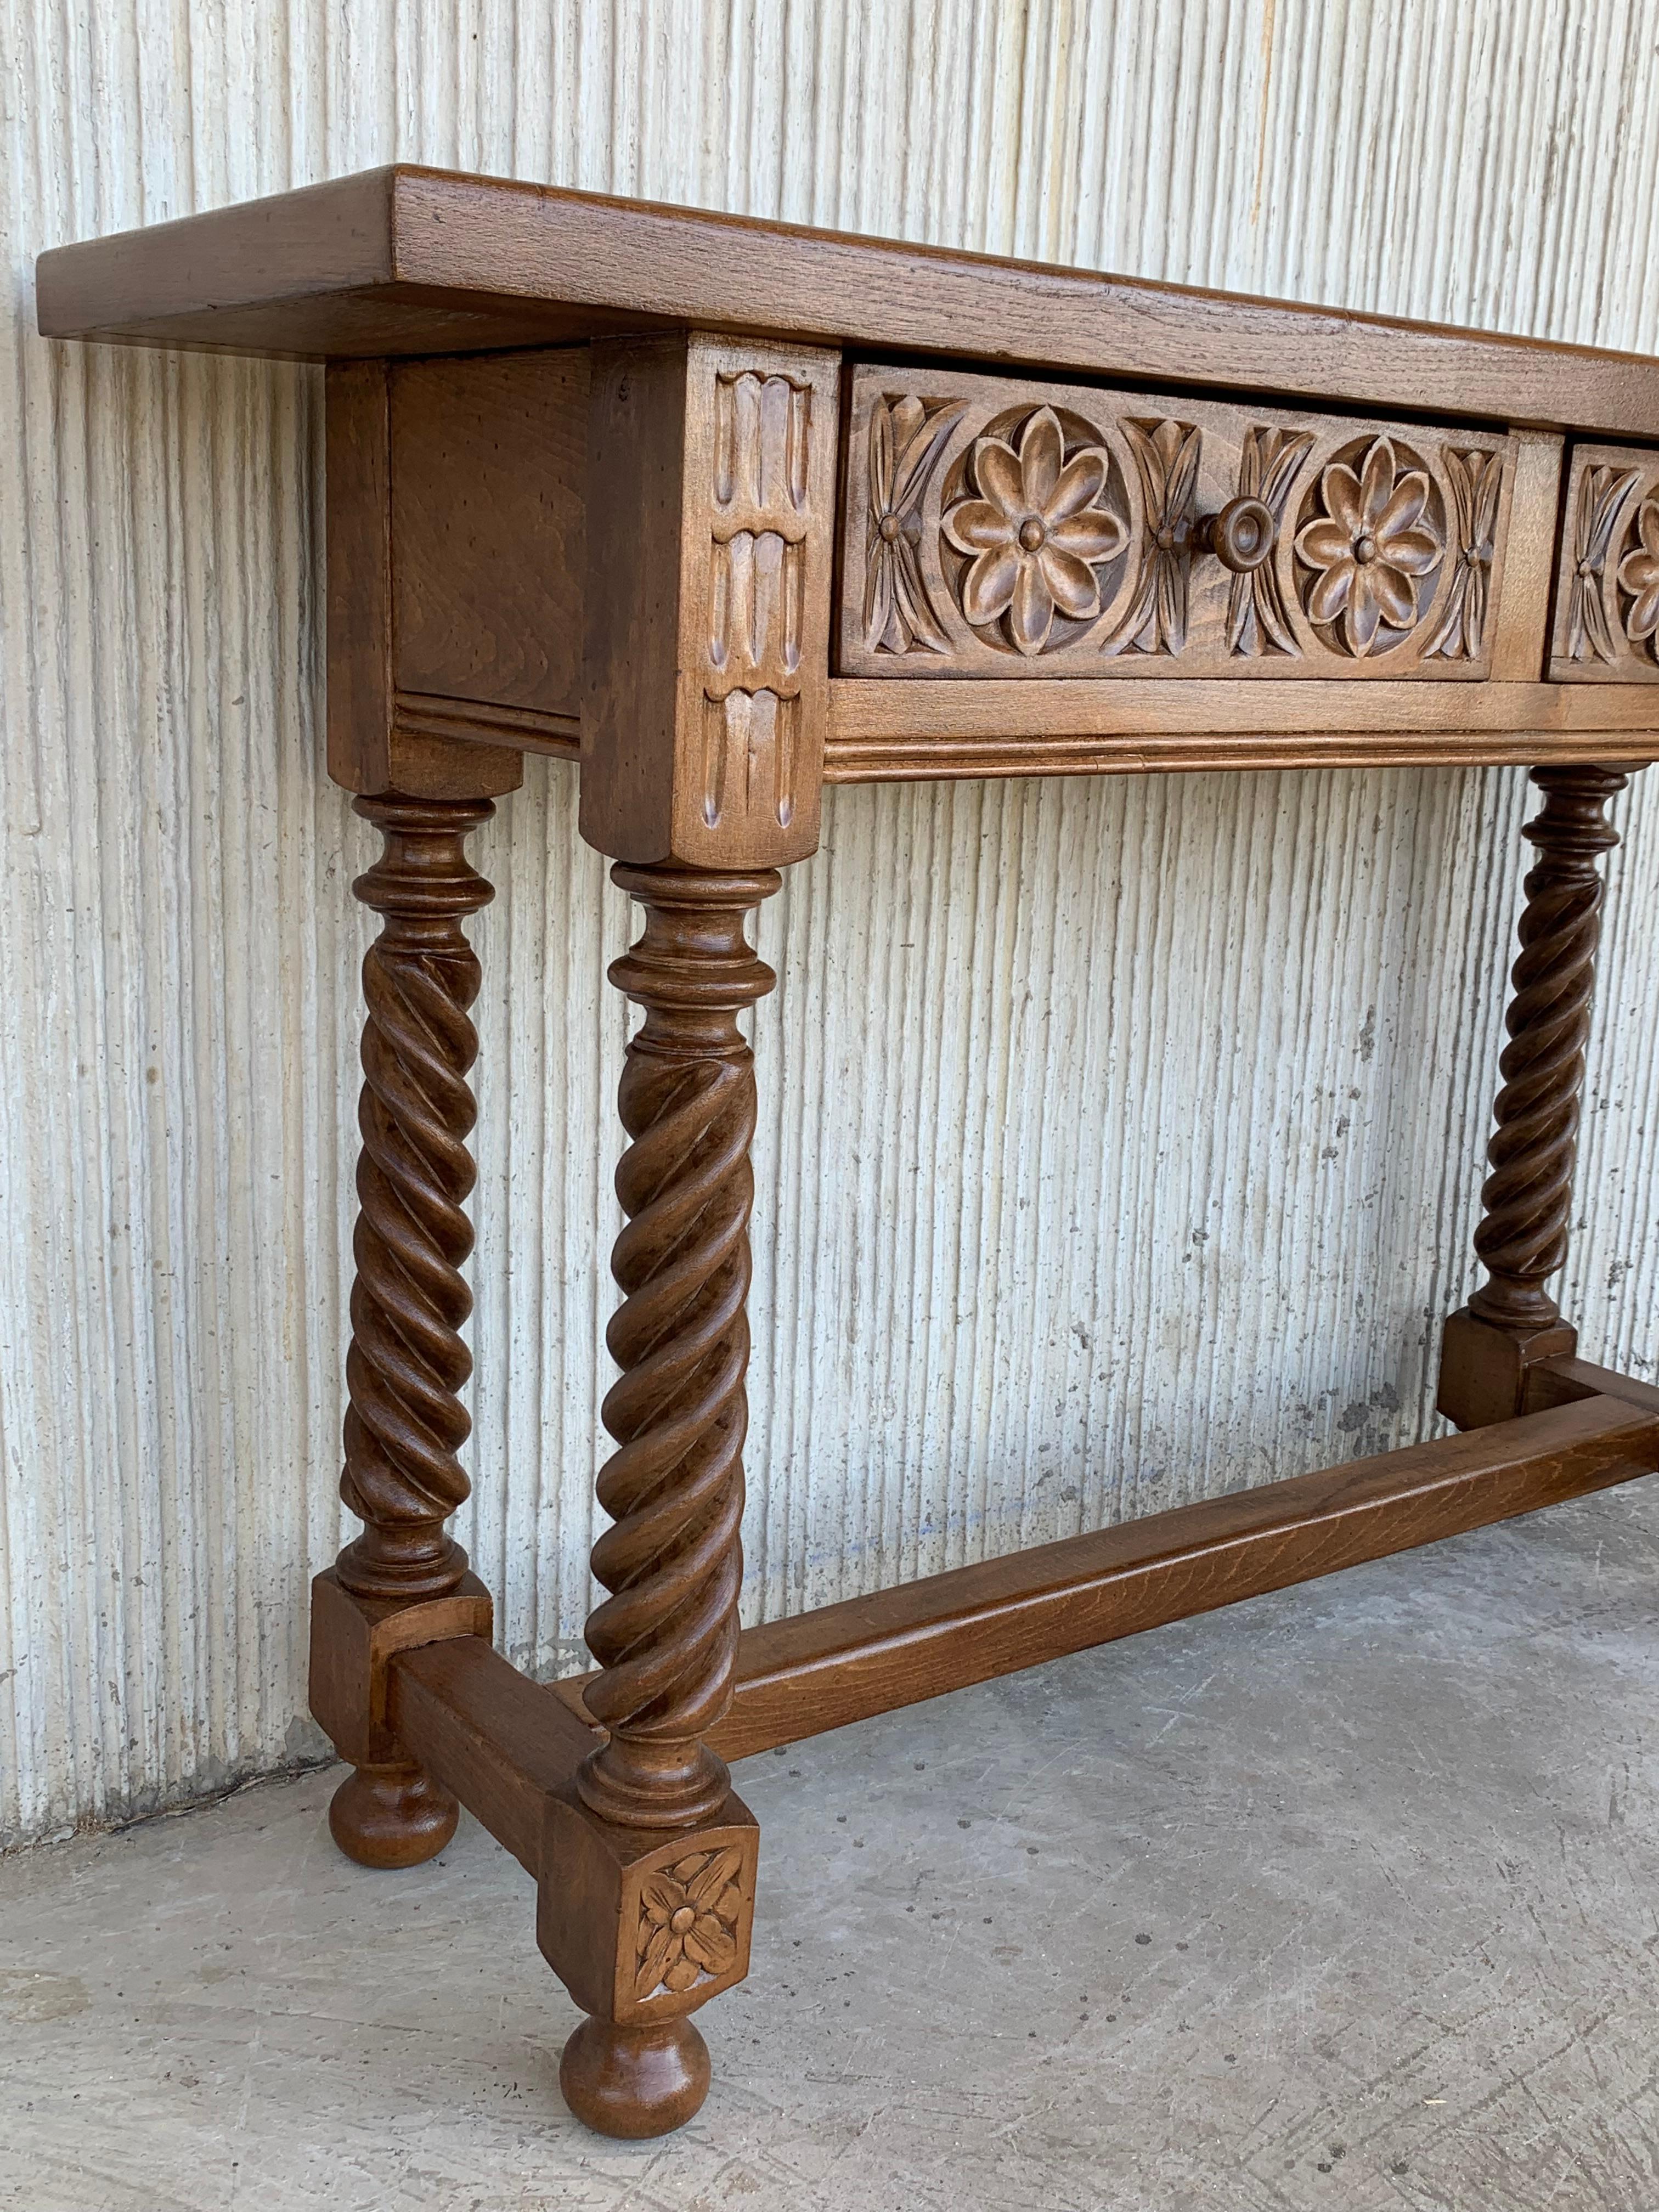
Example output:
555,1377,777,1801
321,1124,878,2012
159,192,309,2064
389,348,589,725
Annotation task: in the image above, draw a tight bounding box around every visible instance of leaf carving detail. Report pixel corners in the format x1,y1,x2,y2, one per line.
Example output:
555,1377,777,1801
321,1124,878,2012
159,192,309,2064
1567,464,1640,663
1101,418,1201,656
1422,448,1504,662
1226,426,1314,656
864,394,962,654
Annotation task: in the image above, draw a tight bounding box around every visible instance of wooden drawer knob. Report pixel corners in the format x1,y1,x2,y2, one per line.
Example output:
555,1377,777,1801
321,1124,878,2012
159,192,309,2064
1193,495,1277,572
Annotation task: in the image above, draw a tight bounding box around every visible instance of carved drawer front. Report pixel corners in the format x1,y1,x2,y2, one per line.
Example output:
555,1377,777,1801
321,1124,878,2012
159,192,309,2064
839,363,1523,680
1549,442,1659,681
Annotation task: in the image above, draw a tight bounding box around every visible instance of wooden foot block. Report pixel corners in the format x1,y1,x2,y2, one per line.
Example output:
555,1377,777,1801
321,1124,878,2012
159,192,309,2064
558,2016,712,2140
539,1787,758,2137
328,1758,459,1869
539,1790,758,2025
1437,1307,1578,1431
308,1565,493,1769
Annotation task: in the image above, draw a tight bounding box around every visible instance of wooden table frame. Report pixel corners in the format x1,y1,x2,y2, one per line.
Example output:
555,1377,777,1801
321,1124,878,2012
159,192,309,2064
38,166,1659,2140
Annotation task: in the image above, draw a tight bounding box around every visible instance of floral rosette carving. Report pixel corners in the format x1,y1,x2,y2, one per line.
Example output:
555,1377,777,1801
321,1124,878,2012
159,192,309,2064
863,393,963,654
1102,417,1202,656
1566,463,1640,662
941,405,1127,656
1294,435,1444,657
1616,494,1659,662
1423,447,1503,662
634,1843,748,2002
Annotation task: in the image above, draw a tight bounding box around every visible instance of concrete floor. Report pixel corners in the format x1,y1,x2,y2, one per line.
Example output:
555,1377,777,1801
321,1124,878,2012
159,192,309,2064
4,1484,1659,2212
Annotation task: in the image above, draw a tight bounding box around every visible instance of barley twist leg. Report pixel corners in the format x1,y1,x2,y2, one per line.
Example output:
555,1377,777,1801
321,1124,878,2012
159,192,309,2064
577,862,780,1831
1469,765,1627,1331
328,792,493,1865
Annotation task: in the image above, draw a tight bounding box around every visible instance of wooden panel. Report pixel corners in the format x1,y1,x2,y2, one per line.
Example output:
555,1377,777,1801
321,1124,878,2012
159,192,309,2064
389,1633,595,1877
698,1396,1659,1756
389,348,588,723
324,360,523,798
1548,441,1659,682
33,166,1659,443
840,362,1537,682
822,675,1659,781
544,1395,1659,1758
325,360,395,792
1490,430,1567,681
1526,1355,1659,1418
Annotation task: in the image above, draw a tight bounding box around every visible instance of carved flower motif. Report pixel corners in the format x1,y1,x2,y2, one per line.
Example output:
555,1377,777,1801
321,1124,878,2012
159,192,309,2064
1617,496,1659,652
864,394,961,654
943,407,1126,656
1294,436,1442,657
634,1844,746,2001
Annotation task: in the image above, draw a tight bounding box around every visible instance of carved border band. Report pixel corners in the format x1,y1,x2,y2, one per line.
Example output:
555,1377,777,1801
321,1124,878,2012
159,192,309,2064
678,336,839,862
839,362,1519,680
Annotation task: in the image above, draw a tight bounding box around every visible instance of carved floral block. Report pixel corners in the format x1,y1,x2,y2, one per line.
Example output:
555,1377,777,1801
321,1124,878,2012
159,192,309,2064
940,405,1126,656
540,1801,759,2028
1548,442,1659,682
632,1841,750,2002
838,362,1520,680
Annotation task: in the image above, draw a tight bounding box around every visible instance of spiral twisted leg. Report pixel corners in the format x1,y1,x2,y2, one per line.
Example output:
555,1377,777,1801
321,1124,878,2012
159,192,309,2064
1469,765,1627,1333
336,793,494,1600
578,863,781,1832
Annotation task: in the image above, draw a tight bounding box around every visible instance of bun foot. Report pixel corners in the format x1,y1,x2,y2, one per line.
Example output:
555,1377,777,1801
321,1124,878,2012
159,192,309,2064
558,2013,712,2138
327,1759,458,1869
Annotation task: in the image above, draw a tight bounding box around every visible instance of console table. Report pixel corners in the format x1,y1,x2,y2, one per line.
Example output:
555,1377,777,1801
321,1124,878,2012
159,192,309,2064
38,168,1659,2140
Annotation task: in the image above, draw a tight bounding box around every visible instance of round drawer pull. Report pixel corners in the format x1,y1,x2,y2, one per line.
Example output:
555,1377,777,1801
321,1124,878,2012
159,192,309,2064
1192,496,1277,573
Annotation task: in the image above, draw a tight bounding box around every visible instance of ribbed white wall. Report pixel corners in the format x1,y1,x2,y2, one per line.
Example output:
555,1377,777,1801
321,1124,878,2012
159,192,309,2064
5,0,1659,1847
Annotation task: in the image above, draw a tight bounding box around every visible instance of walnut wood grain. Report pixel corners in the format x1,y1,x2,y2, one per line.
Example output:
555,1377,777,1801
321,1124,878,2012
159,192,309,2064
580,332,839,869
576,864,780,1830
820,675,1659,779
390,348,587,721
308,1567,492,1869
1468,766,1628,1333
439,1396,1659,1777
390,1632,596,1876
693,1395,1659,1757
37,165,1659,439
1490,430,1566,681
325,362,524,799
1526,1355,1659,1417
1549,442,1659,682
335,796,494,1602
840,363,1529,680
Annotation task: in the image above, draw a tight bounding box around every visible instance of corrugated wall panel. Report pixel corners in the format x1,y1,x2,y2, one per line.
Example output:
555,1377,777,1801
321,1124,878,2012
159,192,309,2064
3,0,1657,1846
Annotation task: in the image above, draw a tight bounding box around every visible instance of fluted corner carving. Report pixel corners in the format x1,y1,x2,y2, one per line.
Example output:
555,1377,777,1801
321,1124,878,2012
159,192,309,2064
579,865,781,1832
336,794,494,1602
1469,766,1627,1334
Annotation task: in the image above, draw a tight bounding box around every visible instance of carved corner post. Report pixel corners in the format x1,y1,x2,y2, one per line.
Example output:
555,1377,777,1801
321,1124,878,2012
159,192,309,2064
308,360,523,1866
543,332,839,2137
1438,764,1631,1429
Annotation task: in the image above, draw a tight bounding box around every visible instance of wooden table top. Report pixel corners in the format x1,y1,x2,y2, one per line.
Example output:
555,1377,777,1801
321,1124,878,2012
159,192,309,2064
35,163,1659,439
